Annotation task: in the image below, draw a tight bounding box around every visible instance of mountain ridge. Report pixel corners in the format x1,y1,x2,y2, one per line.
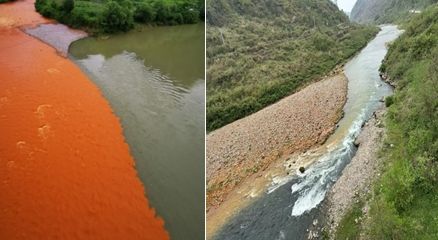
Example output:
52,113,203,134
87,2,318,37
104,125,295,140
351,0,438,23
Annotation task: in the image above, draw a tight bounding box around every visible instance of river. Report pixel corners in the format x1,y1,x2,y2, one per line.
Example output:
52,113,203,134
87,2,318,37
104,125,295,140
69,24,205,240
212,25,402,240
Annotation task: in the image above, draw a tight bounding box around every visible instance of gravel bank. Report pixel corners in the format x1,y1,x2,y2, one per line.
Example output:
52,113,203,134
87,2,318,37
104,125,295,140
206,71,348,211
325,107,386,235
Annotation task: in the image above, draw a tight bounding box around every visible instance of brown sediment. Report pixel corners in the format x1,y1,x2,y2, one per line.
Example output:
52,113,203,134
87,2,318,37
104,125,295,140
206,72,347,238
0,0,168,239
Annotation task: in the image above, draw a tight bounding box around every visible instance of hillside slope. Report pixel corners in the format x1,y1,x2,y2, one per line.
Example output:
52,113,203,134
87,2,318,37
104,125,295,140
206,0,378,131
351,0,437,23
366,4,438,238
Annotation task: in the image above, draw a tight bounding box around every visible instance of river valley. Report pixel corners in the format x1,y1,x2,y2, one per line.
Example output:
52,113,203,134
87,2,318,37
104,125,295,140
212,25,403,240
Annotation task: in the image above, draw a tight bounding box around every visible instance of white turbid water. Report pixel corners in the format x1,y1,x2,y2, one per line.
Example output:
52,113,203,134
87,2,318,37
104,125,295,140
290,109,364,216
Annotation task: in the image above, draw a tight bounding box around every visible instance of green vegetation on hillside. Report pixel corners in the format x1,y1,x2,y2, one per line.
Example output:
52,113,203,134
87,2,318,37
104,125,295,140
35,0,204,33
358,4,438,239
206,0,378,131
351,0,438,24
0,0,14,3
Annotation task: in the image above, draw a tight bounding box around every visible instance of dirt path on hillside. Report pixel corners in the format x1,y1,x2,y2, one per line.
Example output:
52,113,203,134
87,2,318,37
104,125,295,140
206,70,348,213
0,1,168,239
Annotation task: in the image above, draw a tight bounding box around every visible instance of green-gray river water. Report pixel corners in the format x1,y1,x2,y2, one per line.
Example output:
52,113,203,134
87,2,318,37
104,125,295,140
70,23,205,240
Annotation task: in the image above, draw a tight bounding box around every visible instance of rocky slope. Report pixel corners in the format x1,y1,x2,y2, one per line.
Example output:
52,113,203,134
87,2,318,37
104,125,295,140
351,0,437,23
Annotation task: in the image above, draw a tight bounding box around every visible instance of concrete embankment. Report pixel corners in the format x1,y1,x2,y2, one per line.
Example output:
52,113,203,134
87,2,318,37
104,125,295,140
0,0,168,239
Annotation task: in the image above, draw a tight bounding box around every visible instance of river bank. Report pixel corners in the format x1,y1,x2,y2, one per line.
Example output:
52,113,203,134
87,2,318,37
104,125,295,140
207,69,348,237
324,106,387,238
0,0,168,238
332,7,438,238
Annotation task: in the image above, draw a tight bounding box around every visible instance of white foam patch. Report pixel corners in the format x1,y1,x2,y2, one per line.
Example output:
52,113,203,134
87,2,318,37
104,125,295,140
276,230,286,240
291,182,326,216
290,109,366,216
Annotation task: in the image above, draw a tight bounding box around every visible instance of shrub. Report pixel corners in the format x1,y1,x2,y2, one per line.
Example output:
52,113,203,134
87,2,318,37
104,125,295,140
134,2,156,23
179,1,200,24
181,8,199,24
385,95,394,107
62,1,102,28
154,1,177,24
35,0,59,19
312,32,334,51
100,0,134,33
35,0,203,33
62,0,74,13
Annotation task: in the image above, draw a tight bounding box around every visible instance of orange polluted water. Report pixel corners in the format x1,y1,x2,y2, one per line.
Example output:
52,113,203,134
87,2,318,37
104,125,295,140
0,1,169,239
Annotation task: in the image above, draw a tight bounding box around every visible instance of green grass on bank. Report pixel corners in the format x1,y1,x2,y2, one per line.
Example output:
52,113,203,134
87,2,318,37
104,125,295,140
335,200,365,240
206,0,378,131
346,4,438,239
35,0,204,33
